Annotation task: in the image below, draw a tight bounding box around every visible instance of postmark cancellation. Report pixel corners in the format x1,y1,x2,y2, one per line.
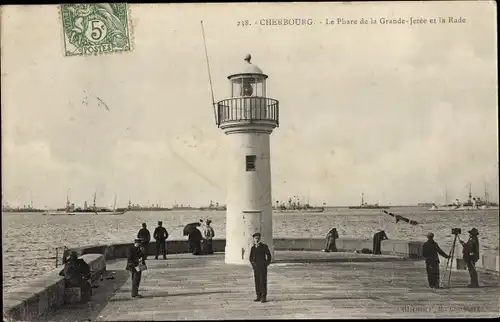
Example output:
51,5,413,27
59,3,132,57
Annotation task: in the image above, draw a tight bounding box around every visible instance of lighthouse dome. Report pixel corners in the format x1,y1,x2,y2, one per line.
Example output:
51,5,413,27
228,54,268,79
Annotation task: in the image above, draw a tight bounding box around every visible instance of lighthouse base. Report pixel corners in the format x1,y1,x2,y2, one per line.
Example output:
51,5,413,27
224,243,275,266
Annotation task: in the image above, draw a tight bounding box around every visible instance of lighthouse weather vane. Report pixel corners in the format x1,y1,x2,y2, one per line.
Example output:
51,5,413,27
200,22,280,265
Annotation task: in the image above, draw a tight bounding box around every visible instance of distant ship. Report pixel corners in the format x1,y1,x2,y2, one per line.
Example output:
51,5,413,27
429,183,499,212
170,203,198,211
2,206,44,213
348,193,390,210
44,192,125,216
274,206,325,213
273,196,325,213
199,201,227,211
120,200,171,212
2,191,44,213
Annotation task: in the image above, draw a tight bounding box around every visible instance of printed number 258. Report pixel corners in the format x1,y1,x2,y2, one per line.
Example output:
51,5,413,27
237,20,250,26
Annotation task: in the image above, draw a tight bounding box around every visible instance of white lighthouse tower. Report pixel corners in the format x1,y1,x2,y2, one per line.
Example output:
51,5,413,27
215,54,279,265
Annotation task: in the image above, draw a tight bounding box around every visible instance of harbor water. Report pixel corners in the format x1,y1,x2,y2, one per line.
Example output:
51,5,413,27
2,207,499,292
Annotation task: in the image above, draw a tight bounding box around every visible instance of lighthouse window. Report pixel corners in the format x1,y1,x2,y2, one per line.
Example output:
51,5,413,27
246,155,256,171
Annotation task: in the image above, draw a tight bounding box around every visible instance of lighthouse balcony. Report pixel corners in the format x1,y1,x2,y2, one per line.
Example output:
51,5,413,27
216,97,279,127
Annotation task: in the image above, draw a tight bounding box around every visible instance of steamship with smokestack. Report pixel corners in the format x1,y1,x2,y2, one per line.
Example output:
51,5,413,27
348,193,390,210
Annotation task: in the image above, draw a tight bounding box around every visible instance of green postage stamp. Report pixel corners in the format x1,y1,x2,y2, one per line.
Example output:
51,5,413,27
60,3,132,57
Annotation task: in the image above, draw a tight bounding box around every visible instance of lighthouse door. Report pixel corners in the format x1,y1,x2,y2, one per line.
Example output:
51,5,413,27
242,210,262,250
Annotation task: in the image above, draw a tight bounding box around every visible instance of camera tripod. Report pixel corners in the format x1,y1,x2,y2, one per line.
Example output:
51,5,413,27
444,233,460,288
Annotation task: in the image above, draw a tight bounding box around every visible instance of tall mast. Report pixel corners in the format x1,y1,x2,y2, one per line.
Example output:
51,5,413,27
93,191,97,209
361,192,364,205
113,194,117,210
484,182,489,203
444,185,448,205
468,182,472,202
29,190,33,209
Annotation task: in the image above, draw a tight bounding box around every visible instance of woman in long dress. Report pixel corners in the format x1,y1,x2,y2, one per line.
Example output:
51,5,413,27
323,228,339,252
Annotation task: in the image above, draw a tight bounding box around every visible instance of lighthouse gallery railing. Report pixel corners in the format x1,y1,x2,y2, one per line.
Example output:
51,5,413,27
216,97,279,127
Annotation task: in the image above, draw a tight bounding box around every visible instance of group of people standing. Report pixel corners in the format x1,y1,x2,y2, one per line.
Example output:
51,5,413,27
322,226,481,289
137,221,169,260
188,219,216,255
123,220,480,300
422,228,480,289
125,219,216,298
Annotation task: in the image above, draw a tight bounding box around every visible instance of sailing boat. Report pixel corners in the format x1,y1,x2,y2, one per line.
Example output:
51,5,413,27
45,191,125,216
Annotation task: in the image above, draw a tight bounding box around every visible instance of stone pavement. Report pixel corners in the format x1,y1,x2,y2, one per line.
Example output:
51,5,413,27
46,252,499,321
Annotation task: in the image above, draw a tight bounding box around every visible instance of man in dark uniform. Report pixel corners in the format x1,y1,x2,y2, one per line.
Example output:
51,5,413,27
153,221,169,260
137,223,151,259
459,228,480,287
372,230,388,255
59,251,92,302
249,232,272,303
422,232,450,289
126,238,146,298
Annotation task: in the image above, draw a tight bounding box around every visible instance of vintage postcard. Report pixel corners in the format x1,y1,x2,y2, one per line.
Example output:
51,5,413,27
2,1,498,320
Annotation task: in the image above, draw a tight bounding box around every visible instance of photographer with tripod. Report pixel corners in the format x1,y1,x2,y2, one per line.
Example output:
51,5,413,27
459,228,480,288
422,232,450,289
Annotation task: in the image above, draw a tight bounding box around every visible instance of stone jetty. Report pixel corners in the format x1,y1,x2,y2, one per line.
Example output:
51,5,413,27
4,238,499,321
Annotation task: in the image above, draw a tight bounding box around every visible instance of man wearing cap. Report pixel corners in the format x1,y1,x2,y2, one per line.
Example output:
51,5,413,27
422,232,450,289
459,228,480,287
137,223,151,259
126,238,146,298
249,232,272,303
153,221,169,260
203,219,215,255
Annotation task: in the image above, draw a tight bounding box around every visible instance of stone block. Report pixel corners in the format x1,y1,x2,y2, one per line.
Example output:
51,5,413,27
64,287,81,304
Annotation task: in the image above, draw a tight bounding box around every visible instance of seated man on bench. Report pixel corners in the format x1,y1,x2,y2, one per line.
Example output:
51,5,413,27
59,251,92,302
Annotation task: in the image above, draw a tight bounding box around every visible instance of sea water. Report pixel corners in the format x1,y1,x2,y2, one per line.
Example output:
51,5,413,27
2,207,498,291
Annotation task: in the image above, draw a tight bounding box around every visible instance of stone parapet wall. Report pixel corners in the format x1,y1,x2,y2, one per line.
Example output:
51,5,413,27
4,254,106,322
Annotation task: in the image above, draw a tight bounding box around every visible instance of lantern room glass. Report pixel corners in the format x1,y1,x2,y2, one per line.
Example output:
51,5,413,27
230,76,267,98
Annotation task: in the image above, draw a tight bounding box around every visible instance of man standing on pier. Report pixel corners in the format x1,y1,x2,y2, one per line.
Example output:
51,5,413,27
137,223,151,259
459,228,480,288
249,232,272,303
126,238,146,298
154,221,169,260
422,232,450,289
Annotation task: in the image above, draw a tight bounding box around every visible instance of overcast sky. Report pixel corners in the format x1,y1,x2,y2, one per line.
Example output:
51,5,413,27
1,2,497,208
